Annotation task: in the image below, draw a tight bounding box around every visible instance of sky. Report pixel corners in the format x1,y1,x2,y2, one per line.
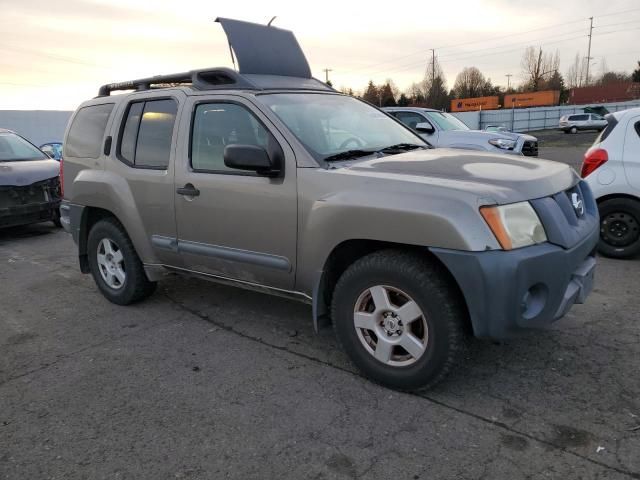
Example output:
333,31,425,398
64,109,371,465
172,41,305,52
1,0,639,110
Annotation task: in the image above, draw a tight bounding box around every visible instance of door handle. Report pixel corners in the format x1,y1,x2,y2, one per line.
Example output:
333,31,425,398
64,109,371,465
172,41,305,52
176,184,200,196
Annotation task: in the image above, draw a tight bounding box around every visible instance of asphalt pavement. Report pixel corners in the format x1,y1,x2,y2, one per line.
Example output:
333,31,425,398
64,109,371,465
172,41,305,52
1,138,639,479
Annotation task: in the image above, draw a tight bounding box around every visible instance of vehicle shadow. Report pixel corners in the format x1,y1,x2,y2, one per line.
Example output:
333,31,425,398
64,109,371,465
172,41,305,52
0,223,59,243
160,266,638,465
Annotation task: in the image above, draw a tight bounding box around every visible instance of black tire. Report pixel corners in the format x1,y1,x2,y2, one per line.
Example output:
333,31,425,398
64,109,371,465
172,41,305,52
597,198,640,259
87,218,157,304
331,250,467,391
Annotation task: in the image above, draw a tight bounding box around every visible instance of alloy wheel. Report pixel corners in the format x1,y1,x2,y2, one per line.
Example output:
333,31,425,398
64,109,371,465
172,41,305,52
353,285,428,367
96,238,126,289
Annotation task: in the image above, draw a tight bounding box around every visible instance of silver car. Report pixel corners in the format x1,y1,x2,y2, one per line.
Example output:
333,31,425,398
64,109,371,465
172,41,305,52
559,113,607,134
385,107,539,156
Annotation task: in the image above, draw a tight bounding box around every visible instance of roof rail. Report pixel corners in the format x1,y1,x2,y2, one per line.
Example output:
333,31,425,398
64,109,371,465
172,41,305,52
97,67,255,96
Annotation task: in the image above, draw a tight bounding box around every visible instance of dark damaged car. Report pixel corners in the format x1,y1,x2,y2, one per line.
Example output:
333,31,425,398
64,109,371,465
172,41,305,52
0,129,62,228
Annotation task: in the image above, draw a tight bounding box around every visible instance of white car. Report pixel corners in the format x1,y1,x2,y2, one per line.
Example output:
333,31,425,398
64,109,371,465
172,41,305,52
583,107,640,258
560,113,607,134
384,107,539,156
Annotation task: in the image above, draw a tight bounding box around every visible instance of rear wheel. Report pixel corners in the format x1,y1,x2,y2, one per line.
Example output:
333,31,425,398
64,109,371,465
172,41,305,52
598,198,640,259
87,218,157,304
331,250,467,391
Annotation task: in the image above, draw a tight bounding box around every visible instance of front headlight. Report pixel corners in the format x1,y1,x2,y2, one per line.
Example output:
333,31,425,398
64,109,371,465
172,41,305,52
480,202,547,250
488,138,516,150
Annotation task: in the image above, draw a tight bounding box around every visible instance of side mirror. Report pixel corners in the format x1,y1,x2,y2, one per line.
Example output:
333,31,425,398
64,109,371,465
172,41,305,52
415,122,435,134
224,144,280,176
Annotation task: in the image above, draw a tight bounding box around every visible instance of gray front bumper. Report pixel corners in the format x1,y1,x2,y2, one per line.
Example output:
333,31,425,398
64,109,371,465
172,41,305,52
430,226,599,340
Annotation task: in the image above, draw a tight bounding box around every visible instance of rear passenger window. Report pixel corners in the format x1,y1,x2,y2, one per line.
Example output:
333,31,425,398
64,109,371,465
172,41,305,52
191,103,269,173
117,99,177,169
66,104,114,158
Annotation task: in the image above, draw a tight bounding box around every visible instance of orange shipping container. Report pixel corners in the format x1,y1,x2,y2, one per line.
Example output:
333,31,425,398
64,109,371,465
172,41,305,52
504,90,560,108
450,96,500,112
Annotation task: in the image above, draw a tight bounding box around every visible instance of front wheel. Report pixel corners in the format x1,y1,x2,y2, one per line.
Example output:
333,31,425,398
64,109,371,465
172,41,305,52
87,218,157,304
570,126,578,134
598,198,640,259
331,250,467,391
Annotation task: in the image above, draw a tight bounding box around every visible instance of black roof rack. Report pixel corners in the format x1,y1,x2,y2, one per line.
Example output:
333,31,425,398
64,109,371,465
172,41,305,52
97,67,256,96
97,18,335,97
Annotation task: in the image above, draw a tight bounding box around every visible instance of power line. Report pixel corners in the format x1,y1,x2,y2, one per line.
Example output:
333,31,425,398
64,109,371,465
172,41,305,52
365,32,587,78
341,18,589,75
594,19,640,29
339,7,640,78
0,44,105,69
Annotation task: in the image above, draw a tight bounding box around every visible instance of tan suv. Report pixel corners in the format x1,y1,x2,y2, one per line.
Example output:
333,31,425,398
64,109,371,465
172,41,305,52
61,18,599,390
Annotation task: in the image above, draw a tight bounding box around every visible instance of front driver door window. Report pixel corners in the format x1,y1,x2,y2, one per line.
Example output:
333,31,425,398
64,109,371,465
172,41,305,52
395,111,429,132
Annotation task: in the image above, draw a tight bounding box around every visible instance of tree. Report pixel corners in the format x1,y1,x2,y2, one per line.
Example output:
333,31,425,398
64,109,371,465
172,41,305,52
521,46,560,91
632,61,640,82
566,52,581,88
325,80,333,88
452,67,488,98
597,71,631,85
407,82,425,104
421,54,449,110
397,93,410,106
362,81,379,105
379,81,397,107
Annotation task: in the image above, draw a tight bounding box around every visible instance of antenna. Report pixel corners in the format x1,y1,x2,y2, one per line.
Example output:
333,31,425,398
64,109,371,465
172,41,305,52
268,16,277,26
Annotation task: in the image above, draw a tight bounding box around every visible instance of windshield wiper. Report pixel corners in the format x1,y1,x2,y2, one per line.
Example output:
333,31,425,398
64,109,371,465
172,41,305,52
324,149,376,162
376,143,427,153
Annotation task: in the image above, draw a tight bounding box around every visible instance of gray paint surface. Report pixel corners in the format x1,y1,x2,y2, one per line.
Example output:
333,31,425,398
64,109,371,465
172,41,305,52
0,110,72,146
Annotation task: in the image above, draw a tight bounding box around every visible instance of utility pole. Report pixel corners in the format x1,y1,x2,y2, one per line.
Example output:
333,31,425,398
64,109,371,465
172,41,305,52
585,16,594,86
431,49,435,85
505,74,512,91
322,68,333,84
430,49,435,97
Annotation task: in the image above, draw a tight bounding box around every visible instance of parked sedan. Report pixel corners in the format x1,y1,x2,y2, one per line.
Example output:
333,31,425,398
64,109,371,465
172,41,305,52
0,129,62,228
559,113,607,134
384,107,539,156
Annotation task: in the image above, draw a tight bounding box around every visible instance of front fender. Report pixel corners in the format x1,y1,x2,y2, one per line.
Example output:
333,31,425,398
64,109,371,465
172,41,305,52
295,186,498,298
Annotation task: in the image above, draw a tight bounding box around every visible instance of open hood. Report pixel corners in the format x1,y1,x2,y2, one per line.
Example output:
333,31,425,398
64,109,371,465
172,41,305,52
215,17,312,78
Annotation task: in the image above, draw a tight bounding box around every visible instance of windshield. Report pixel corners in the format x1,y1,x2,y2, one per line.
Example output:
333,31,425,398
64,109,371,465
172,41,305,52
0,133,48,162
424,111,470,131
258,93,425,161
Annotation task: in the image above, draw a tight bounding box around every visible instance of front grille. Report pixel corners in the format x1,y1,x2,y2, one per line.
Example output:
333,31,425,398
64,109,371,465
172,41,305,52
0,178,60,208
530,181,597,249
522,140,538,157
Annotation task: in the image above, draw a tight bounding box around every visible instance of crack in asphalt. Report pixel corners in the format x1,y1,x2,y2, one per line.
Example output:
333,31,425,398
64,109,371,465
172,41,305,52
0,318,176,389
164,293,640,480
2,285,637,479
